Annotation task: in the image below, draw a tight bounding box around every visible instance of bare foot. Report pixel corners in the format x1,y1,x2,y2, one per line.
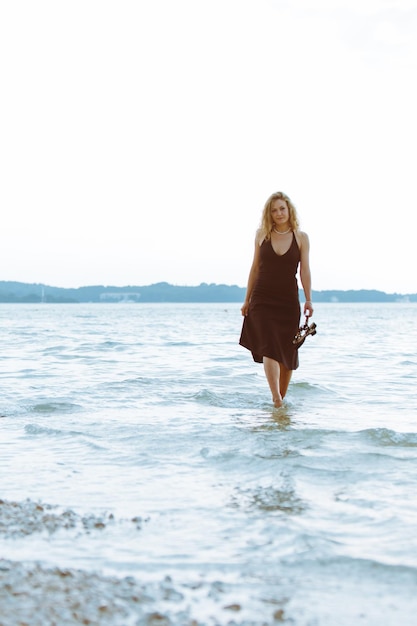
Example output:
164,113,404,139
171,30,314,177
273,395,283,408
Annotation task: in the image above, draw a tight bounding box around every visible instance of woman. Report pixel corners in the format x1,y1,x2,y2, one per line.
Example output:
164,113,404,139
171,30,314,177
239,191,313,407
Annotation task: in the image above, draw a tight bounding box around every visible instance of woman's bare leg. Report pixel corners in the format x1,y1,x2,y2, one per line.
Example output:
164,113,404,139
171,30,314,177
263,357,293,406
263,357,282,407
279,363,292,399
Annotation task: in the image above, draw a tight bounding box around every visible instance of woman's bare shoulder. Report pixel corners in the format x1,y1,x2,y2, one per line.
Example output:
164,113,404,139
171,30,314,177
294,229,310,247
255,228,265,246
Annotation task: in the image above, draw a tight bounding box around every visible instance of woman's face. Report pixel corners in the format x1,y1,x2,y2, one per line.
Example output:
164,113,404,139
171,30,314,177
270,199,289,226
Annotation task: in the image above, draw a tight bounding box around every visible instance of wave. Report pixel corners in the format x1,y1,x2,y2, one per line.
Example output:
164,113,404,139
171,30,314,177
290,381,339,401
29,402,83,414
286,552,417,581
102,376,159,390
164,340,196,347
41,344,70,354
190,380,331,409
359,427,417,448
191,388,267,410
24,423,89,438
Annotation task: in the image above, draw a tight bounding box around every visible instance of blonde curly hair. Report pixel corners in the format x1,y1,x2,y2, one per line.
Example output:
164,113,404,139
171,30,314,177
259,191,300,240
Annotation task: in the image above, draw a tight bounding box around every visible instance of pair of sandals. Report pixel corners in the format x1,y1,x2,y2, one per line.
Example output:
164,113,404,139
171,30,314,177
293,317,317,348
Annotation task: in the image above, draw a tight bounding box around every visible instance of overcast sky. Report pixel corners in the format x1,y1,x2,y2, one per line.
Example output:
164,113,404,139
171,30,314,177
1,0,416,293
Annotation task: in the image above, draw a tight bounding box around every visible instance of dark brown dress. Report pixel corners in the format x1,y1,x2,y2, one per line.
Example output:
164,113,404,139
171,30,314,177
239,232,301,370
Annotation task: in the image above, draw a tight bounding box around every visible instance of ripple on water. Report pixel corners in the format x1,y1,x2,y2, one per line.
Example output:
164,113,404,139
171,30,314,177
29,402,83,414
359,427,417,447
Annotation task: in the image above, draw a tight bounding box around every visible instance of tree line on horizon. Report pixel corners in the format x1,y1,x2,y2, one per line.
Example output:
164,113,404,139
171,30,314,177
0,281,415,303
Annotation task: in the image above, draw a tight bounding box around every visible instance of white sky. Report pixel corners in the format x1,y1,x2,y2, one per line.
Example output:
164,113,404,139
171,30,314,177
1,0,416,293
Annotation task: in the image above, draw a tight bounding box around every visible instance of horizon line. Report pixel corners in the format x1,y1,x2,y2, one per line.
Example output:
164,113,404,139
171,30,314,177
0,279,416,297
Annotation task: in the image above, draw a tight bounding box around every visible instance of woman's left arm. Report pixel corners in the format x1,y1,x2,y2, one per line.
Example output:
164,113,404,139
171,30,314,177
299,231,314,317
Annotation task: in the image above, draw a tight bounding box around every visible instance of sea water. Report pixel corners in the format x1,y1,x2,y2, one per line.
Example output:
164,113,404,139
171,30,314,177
1,302,417,625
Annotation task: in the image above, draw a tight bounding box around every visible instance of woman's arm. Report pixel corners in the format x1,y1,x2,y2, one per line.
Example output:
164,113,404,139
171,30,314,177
241,231,262,316
299,231,314,317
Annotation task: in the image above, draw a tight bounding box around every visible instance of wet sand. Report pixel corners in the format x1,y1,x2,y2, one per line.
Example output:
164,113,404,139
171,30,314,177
0,498,286,625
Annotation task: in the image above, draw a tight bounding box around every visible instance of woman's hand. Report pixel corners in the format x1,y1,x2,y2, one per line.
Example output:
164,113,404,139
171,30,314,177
304,300,314,318
241,301,250,316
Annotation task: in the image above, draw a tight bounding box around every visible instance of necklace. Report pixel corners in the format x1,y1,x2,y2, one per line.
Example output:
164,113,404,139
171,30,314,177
273,227,291,235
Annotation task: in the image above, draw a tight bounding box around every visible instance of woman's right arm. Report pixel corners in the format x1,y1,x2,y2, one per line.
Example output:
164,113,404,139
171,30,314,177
241,232,262,316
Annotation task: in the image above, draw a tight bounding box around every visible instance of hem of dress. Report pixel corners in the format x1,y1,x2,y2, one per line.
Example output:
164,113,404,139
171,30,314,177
239,341,299,370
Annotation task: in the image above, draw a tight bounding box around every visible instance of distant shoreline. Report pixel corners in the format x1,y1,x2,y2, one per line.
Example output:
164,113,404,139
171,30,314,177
0,281,416,303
